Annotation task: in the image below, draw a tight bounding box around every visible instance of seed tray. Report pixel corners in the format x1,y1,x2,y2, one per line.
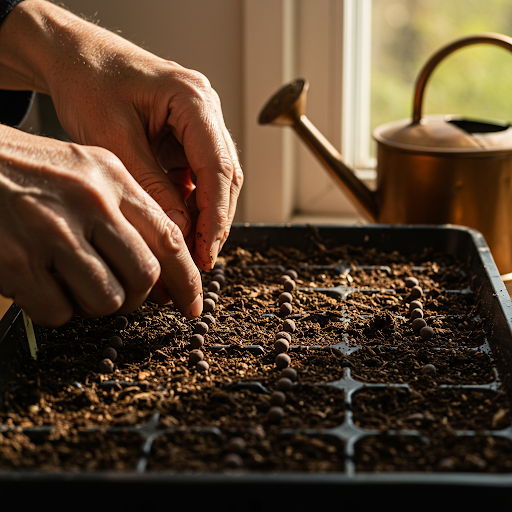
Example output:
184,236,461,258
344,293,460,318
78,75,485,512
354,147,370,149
1,224,512,509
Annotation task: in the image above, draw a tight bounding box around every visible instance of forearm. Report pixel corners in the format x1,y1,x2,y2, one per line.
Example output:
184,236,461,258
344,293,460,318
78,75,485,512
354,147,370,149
0,0,148,95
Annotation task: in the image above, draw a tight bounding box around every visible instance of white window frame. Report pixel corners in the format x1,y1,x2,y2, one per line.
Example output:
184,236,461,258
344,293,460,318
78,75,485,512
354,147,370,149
242,0,374,223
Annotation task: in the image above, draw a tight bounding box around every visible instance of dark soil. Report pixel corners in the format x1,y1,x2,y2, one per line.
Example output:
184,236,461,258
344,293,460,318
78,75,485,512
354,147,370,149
0,238,510,474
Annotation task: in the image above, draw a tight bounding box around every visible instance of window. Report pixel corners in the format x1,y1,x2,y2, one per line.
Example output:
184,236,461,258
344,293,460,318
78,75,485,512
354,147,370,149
243,0,512,223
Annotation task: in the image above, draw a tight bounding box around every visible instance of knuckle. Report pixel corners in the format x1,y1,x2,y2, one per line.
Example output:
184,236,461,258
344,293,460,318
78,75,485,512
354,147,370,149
161,221,185,254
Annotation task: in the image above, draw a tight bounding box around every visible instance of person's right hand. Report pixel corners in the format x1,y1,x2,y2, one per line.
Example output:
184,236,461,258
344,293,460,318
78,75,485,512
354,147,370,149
0,125,203,326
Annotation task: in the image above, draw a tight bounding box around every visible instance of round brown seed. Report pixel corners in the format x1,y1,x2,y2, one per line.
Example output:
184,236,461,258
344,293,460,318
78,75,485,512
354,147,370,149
98,358,114,373
276,377,293,392
282,319,296,333
409,300,423,312
109,336,123,349
270,391,286,407
278,292,293,304
275,331,292,343
189,349,204,365
196,360,209,373
190,334,204,349
114,316,128,330
208,280,221,293
410,308,423,320
404,276,419,288
203,298,216,312
285,269,298,280
194,322,209,336
102,347,117,362
227,437,246,454
203,314,216,326
412,318,427,332
280,303,293,316
281,367,297,381
275,353,291,369
422,363,437,376
268,406,285,424
223,453,243,468
420,326,434,341
280,275,293,285
410,285,423,299
275,339,289,354
212,273,226,287
283,280,296,292
205,292,219,303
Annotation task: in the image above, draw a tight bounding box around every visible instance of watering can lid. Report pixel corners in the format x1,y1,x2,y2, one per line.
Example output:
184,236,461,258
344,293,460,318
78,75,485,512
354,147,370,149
374,115,512,154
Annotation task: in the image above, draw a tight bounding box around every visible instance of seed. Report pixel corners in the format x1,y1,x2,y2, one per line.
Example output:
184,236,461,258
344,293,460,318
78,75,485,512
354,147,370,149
223,453,243,468
109,336,123,349
275,331,292,343
280,303,293,316
281,367,297,381
275,339,289,353
275,353,291,369
276,377,293,392
410,308,423,320
114,316,128,330
437,458,455,471
98,358,114,373
203,298,216,312
409,300,423,312
282,319,296,333
190,334,204,349
283,280,296,292
249,426,266,439
227,437,246,453
410,285,423,299
280,275,293,285
285,269,298,280
270,391,287,406
278,292,293,304
405,276,419,288
101,347,117,362
412,318,427,332
189,349,204,365
422,363,437,376
203,315,216,326
193,322,209,336
206,292,219,303
212,273,226,287
420,326,434,341
196,360,209,373
268,406,285,423
208,280,221,293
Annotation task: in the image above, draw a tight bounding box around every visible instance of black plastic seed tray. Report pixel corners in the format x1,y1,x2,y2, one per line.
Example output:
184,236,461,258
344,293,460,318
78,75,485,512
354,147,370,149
1,224,512,510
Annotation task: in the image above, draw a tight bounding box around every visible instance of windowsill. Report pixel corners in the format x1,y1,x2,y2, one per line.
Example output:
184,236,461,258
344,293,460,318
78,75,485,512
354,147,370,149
289,213,368,225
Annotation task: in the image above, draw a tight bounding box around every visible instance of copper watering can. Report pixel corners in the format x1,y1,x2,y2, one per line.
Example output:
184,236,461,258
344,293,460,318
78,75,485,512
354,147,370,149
259,33,512,275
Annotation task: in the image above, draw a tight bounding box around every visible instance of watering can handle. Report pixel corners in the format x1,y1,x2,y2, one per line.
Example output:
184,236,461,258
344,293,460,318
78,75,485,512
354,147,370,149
413,33,512,124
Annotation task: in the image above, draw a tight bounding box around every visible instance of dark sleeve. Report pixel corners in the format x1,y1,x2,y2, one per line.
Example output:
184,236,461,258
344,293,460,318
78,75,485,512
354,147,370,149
0,0,34,128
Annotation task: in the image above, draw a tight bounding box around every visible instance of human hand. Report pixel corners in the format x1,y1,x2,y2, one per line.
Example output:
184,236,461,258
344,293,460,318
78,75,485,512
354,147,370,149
0,126,202,326
0,0,243,271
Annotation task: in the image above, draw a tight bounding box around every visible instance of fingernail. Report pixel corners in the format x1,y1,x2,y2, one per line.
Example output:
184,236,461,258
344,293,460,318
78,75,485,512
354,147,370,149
166,209,188,233
210,240,221,269
190,292,203,318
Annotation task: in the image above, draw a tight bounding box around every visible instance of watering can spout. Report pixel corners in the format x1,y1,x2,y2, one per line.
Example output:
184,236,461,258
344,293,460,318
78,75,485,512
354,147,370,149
258,78,379,222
